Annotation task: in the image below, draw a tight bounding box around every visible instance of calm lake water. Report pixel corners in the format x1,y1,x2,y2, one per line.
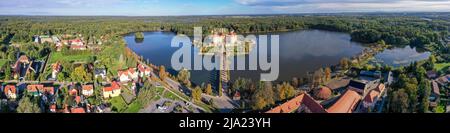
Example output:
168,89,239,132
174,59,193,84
371,46,431,67
124,30,429,85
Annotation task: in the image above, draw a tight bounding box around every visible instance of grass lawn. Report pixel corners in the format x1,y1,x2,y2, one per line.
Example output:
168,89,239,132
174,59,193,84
50,52,92,64
163,90,182,101
124,102,142,113
110,96,128,112
435,63,450,72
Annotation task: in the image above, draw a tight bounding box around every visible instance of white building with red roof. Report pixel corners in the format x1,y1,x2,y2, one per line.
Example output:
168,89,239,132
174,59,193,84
103,82,121,98
3,85,17,99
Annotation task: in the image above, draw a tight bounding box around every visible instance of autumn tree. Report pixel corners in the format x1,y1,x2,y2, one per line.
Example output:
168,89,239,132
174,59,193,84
159,65,166,80
275,82,295,101
192,86,202,102
205,83,213,95
177,68,191,87
340,58,350,70
251,82,274,110
324,67,332,82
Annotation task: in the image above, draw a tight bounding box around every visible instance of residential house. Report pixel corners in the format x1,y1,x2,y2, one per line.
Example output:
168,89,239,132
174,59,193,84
94,68,107,79
82,85,94,97
49,104,56,113
103,82,121,98
436,74,449,88
137,64,151,77
69,39,84,46
3,85,17,99
232,91,241,101
40,35,53,44
27,84,44,96
43,87,55,95
51,62,61,80
118,68,138,82
69,87,78,96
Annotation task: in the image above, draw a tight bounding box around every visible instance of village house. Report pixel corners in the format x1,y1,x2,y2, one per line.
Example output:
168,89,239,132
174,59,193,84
232,91,241,101
49,104,56,113
27,84,44,96
103,81,121,98
82,85,94,97
94,68,107,79
69,85,78,96
51,62,62,80
137,64,151,77
69,39,84,46
118,68,138,82
3,85,17,99
436,74,449,88
43,87,55,95
40,35,53,44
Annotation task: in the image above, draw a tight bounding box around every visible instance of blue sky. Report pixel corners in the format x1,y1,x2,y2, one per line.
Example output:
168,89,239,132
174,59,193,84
0,0,449,16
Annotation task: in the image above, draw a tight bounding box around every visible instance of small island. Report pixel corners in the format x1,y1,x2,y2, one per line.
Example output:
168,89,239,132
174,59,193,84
135,32,144,39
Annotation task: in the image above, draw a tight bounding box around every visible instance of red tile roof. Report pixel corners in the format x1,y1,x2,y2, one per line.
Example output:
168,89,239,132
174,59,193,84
70,107,85,113
69,88,78,96
4,85,16,95
363,90,379,103
75,96,81,104
138,64,151,72
27,84,44,92
314,86,332,100
82,85,93,91
266,93,326,113
43,87,54,95
103,82,120,92
326,89,361,113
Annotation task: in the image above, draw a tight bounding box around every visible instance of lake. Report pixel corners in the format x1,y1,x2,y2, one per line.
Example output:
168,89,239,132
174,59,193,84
371,45,431,67
124,30,429,85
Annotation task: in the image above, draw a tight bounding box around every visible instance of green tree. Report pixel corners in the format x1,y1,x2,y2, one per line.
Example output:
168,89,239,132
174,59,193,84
4,64,11,80
70,66,89,82
17,97,41,113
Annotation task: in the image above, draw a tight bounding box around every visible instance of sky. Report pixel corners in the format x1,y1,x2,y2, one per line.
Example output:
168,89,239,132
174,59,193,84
0,0,449,16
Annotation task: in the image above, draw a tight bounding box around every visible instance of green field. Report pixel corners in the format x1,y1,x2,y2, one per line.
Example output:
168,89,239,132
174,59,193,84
124,102,142,113
110,96,127,112
50,52,92,63
435,63,450,72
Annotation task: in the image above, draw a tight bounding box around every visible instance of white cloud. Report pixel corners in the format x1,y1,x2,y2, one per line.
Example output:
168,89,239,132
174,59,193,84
235,0,450,12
